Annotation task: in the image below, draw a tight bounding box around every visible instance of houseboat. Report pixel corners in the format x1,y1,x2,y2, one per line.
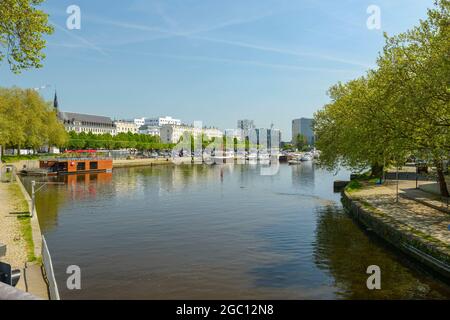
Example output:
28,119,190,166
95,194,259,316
39,150,113,176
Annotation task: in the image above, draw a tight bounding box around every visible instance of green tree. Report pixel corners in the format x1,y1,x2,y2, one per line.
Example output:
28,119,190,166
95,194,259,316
294,134,308,150
314,0,449,196
0,87,67,153
0,0,53,73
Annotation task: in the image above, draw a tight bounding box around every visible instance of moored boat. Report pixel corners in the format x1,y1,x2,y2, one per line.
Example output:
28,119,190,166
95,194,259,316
39,150,113,175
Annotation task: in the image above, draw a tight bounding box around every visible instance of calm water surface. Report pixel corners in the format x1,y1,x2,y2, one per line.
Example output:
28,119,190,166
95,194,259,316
23,163,450,299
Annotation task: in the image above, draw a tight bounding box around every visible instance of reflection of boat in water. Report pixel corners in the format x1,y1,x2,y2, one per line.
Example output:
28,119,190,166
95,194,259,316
288,158,302,165
212,151,234,164
247,153,258,161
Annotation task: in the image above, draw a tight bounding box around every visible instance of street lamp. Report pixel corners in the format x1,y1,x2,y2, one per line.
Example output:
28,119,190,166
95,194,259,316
30,180,64,218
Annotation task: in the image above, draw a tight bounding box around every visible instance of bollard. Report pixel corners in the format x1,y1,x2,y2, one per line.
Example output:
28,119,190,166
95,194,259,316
0,244,21,287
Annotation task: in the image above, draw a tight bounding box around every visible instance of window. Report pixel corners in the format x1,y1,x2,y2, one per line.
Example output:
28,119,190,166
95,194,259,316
77,162,86,171
90,161,98,170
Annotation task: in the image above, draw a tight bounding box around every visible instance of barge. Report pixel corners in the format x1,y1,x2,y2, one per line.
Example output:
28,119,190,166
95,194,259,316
39,150,113,175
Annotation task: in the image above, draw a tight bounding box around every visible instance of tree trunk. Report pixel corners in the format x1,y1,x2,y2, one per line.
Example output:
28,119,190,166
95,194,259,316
371,163,384,178
435,160,449,198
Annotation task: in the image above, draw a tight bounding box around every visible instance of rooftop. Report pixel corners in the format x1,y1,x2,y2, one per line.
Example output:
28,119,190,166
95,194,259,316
58,111,114,124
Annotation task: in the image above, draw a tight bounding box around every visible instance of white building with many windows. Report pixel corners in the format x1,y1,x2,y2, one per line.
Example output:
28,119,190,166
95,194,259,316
203,127,223,140
114,120,139,134
134,117,146,127
139,125,160,136
160,125,223,144
58,111,116,135
145,116,181,127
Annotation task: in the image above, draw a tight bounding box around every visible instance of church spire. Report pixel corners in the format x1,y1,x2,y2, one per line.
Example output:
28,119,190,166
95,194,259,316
53,90,59,111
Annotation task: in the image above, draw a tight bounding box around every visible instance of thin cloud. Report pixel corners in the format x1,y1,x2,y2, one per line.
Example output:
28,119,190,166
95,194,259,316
85,11,275,45
87,15,371,69
50,21,108,56
106,48,357,74
188,35,372,69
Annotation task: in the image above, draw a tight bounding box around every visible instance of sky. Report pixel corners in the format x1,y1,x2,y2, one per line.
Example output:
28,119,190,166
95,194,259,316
0,0,434,139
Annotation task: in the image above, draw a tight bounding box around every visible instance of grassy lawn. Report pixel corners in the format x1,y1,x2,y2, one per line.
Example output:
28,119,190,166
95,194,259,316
345,171,382,194
1,154,41,163
7,182,37,262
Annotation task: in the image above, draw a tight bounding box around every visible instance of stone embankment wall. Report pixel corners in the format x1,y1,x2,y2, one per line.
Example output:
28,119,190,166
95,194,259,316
342,190,450,282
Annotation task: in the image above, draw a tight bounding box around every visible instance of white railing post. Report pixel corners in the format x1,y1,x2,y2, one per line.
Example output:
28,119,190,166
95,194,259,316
31,180,36,218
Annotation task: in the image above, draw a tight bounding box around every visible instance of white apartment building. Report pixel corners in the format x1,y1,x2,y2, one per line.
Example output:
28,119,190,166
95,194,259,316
145,116,181,127
134,118,146,127
114,120,139,134
203,127,223,140
139,125,160,136
160,125,223,144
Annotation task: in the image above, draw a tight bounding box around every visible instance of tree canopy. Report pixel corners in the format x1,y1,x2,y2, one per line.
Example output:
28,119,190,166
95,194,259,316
0,87,68,151
314,0,449,196
66,131,174,151
0,0,53,73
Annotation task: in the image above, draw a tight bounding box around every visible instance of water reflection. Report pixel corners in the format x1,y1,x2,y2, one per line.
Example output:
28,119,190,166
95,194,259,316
314,205,450,299
21,164,450,299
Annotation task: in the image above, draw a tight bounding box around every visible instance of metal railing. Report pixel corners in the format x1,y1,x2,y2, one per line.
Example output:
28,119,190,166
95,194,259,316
42,236,60,300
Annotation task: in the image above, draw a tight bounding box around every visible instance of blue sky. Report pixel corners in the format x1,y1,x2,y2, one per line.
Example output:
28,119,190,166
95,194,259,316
0,0,434,139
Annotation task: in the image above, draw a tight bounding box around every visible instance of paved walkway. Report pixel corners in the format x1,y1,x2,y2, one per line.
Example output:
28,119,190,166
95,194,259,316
0,181,49,299
351,181,450,249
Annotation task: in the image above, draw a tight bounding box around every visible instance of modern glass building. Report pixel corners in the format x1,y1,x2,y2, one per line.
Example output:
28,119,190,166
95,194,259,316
292,118,314,145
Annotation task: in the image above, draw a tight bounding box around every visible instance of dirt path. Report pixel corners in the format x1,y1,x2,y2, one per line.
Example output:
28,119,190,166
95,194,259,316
0,182,28,270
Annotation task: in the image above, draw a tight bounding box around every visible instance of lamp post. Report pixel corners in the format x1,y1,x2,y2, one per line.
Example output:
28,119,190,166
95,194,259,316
30,180,64,218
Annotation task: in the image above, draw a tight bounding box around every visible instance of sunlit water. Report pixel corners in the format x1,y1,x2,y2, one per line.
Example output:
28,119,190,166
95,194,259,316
23,163,450,299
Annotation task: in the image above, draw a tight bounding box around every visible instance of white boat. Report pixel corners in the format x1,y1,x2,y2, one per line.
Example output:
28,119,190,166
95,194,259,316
300,153,313,161
258,153,270,161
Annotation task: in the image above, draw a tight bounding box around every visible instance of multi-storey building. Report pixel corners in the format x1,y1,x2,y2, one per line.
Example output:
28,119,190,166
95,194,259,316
160,125,223,144
139,125,160,136
202,127,223,140
237,119,255,131
134,118,146,127
58,111,116,135
145,116,181,127
237,119,255,140
292,118,314,145
114,120,139,134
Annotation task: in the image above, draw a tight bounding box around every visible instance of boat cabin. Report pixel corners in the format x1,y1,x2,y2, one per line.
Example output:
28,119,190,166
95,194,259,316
40,150,113,175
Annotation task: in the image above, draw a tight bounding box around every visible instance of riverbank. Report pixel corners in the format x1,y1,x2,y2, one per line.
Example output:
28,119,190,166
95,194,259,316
342,180,450,282
0,179,49,299
113,158,172,168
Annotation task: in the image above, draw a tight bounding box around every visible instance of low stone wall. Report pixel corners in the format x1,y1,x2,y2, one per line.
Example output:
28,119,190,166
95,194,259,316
113,158,173,168
342,190,450,282
1,160,39,171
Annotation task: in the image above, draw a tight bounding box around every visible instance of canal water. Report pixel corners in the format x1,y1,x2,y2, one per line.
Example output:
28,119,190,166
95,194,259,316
23,163,450,299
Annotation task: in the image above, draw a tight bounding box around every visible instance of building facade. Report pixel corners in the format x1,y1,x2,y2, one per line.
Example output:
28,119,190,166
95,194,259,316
114,120,139,134
139,125,160,136
237,119,255,131
160,125,223,144
145,116,181,127
237,119,255,140
134,118,146,127
58,111,116,135
202,127,223,140
292,118,314,145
